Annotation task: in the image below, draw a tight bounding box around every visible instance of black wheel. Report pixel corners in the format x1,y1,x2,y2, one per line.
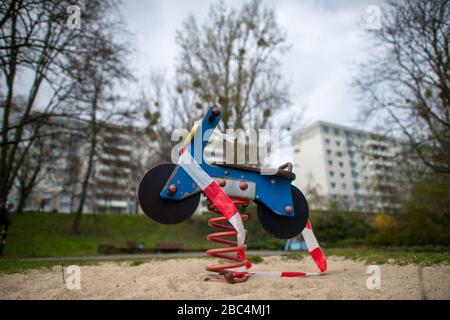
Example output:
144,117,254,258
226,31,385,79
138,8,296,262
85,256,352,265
256,185,309,239
137,163,200,224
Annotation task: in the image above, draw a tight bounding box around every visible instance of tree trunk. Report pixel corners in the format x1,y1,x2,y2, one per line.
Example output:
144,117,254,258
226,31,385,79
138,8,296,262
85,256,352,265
0,2,18,206
16,182,35,213
16,192,26,213
71,124,96,234
16,153,43,213
71,93,98,234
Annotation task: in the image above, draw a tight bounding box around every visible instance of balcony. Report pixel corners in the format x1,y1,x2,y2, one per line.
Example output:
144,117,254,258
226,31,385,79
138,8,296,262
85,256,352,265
96,199,129,208
365,139,390,148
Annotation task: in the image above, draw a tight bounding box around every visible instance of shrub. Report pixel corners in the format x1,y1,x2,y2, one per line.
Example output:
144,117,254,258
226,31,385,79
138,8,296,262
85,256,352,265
311,210,374,244
368,175,450,246
373,212,396,230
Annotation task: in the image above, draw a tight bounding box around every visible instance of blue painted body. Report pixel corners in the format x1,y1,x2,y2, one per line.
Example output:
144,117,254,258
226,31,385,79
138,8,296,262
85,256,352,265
160,107,295,217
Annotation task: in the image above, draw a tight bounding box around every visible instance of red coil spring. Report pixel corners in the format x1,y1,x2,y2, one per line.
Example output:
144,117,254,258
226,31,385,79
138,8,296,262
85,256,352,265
205,196,250,284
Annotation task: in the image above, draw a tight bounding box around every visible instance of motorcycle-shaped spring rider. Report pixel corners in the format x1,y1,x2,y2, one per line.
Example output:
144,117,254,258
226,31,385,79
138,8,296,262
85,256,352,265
138,107,327,283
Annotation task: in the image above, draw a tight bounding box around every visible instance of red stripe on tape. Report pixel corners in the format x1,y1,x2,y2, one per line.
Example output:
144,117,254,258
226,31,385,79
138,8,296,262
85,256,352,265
310,247,327,272
237,249,252,269
305,220,312,229
203,182,238,220
281,272,306,277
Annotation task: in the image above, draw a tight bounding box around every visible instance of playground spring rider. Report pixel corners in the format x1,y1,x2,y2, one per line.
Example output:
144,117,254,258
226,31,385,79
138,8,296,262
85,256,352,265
138,107,327,283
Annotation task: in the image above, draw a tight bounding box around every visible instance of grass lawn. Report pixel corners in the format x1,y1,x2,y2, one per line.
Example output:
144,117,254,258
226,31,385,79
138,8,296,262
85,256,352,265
2,211,284,257
3,212,211,257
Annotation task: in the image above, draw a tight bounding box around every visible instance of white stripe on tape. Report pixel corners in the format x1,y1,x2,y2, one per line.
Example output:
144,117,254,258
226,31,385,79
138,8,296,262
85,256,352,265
229,212,246,246
178,151,212,190
251,272,282,278
302,227,320,251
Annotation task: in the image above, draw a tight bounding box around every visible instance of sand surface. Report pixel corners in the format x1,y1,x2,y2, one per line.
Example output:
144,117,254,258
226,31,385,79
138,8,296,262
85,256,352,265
1,256,449,300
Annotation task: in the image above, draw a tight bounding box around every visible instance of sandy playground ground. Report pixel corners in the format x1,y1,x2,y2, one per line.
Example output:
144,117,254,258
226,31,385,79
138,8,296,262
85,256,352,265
1,256,449,300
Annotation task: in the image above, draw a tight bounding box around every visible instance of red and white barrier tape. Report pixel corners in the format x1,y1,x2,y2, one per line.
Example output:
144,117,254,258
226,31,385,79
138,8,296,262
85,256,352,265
178,150,327,278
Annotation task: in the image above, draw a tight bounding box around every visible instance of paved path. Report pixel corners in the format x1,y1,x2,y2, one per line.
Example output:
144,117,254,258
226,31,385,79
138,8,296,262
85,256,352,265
1,250,284,261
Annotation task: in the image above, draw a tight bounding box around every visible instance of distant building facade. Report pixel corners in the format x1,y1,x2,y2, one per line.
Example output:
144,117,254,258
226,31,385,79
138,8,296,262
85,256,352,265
292,121,414,213
18,116,85,213
19,117,154,214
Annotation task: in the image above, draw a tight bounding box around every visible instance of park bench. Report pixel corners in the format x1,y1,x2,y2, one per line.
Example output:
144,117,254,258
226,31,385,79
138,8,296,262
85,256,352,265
154,242,184,253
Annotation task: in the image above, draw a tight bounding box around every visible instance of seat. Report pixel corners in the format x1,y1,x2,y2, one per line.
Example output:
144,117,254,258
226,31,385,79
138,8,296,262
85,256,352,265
212,162,296,180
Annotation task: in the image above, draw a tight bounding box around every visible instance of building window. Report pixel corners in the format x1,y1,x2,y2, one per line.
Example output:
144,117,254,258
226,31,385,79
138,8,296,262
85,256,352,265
336,151,343,157
326,149,331,156
328,160,333,166
334,128,339,135
336,141,341,147
323,127,329,134
340,173,345,178
294,148,300,153
339,162,343,167
342,183,347,189
329,171,335,177
352,171,358,178
331,183,336,188
325,138,330,145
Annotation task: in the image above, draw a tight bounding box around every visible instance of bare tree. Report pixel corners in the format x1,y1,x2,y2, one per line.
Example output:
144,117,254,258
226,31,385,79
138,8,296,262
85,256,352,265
136,71,200,164
14,120,62,213
0,0,131,208
354,0,450,175
175,0,297,132
68,2,134,234
0,0,81,205
303,179,328,211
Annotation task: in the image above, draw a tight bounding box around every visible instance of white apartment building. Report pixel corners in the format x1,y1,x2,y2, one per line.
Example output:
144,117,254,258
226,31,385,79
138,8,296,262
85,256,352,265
292,121,410,213
20,117,154,214
90,125,139,214
18,116,86,213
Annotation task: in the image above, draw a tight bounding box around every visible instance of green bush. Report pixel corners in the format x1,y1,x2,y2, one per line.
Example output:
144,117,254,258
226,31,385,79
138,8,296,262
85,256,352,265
311,210,374,244
368,175,450,246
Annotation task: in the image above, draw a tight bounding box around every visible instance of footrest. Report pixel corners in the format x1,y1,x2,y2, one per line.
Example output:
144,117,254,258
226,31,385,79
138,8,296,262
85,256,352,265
212,163,295,180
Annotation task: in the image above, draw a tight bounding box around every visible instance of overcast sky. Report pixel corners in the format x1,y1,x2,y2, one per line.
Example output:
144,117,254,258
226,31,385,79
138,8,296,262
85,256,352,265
122,0,383,128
